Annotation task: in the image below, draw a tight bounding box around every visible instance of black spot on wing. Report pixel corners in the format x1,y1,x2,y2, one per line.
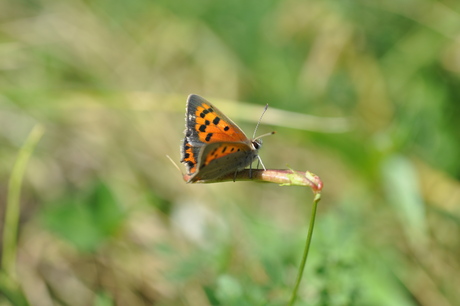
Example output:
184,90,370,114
205,133,213,142
200,109,209,118
213,117,220,125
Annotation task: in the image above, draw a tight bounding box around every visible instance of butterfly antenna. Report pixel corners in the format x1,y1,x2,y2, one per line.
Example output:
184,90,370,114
254,131,276,140
252,104,273,173
253,104,269,139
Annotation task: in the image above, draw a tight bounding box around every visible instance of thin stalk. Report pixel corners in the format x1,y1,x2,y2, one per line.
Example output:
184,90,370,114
2,124,44,276
0,124,44,306
288,192,321,306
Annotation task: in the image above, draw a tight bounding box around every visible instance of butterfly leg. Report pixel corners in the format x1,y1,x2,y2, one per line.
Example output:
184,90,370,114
257,156,267,171
233,170,238,182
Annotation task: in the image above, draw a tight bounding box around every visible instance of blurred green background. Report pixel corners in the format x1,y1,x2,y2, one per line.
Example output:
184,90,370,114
1,0,460,305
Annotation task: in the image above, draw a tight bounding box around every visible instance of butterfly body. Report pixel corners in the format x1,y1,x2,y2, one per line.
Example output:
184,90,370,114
181,94,263,183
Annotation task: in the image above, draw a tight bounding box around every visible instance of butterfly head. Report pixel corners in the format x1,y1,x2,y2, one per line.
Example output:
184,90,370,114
252,138,262,150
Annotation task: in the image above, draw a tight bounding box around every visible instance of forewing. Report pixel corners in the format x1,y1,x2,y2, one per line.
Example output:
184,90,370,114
185,94,250,145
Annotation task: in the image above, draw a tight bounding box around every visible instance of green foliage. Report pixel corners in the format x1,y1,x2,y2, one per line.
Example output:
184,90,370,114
40,182,125,252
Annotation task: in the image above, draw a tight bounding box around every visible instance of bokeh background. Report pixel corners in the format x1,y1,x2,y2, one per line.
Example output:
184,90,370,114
1,0,460,305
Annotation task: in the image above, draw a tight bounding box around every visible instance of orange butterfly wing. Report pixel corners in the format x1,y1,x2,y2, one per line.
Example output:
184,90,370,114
186,94,249,144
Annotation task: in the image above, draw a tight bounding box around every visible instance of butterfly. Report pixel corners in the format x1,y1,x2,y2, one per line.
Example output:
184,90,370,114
181,94,272,183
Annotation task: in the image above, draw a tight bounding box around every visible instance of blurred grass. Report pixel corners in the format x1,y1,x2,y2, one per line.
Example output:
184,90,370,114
1,0,460,305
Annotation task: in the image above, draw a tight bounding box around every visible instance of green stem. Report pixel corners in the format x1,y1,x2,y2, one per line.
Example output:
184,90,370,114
288,192,321,306
2,124,44,275
0,124,44,306
0,271,30,306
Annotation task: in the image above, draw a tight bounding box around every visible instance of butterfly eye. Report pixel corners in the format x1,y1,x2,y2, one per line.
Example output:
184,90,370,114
253,139,262,150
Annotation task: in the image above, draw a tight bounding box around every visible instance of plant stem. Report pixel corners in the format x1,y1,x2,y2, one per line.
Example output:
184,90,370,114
183,169,323,192
288,192,321,306
2,124,44,284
